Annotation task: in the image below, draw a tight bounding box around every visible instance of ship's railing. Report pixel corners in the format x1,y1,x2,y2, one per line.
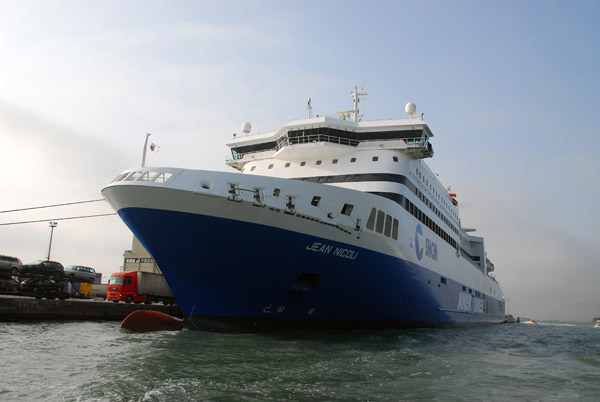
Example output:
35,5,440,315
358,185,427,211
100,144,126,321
275,134,360,150
230,135,429,161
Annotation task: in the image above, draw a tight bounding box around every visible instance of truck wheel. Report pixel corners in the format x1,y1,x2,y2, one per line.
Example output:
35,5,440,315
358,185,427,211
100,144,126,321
125,295,133,303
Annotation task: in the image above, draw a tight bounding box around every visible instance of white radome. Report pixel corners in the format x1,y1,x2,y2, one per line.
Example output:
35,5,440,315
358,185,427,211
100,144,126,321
405,102,416,116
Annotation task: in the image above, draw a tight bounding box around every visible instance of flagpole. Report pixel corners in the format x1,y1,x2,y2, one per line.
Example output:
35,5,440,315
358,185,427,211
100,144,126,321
141,133,151,167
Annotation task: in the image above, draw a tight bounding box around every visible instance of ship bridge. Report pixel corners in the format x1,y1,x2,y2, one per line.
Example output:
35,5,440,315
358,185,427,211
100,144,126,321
226,116,434,171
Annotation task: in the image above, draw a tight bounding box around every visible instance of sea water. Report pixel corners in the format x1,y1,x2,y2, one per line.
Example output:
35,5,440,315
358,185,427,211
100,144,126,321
0,321,598,401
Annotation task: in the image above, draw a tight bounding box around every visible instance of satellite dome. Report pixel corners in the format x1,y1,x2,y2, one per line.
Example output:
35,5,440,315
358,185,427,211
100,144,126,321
242,122,252,133
405,102,416,116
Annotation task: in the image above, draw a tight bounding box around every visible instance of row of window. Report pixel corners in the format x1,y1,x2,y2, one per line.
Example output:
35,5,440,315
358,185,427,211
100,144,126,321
113,171,173,184
247,160,459,234
124,258,154,264
413,186,459,236
247,155,400,172
296,172,459,236
404,198,458,250
365,208,399,240
416,166,458,220
231,127,425,160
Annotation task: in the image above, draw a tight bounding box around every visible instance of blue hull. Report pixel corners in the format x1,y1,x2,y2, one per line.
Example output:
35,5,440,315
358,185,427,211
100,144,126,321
119,207,505,330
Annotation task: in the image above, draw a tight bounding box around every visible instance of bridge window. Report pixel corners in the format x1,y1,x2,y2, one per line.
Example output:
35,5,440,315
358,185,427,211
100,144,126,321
332,159,338,164
351,158,357,163
384,214,392,237
372,156,379,162
300,161,306,166
366,208,376,230
316,160,322,165
311,196,321,206
375,210,385,234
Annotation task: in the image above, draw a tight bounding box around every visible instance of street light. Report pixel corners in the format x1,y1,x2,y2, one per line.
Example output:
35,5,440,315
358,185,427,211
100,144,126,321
47,222,58,261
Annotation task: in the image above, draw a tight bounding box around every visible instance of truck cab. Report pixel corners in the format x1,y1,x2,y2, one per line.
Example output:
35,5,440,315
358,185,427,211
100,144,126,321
107,271,139,303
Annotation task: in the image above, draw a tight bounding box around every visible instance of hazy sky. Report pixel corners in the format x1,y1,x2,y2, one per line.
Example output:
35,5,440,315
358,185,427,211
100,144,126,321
1,0,598,322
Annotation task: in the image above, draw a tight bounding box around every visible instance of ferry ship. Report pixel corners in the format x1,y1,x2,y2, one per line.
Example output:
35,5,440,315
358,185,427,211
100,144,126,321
102,88,505,330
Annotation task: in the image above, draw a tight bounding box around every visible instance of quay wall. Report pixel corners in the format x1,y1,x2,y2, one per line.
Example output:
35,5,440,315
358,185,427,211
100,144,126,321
0,295,183,321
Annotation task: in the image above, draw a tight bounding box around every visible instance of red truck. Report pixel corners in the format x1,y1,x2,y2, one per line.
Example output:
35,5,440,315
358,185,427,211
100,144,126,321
106,271,176,305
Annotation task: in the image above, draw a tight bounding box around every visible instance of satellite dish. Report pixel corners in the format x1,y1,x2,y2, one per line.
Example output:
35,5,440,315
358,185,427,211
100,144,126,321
242,122,252,133
405,102,416,117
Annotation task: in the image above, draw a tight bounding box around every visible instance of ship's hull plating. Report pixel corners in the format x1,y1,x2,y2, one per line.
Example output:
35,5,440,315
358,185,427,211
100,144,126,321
117,206,505,331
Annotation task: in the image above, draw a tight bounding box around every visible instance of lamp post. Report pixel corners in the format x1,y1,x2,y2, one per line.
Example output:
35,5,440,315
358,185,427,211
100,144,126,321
47,221,58,261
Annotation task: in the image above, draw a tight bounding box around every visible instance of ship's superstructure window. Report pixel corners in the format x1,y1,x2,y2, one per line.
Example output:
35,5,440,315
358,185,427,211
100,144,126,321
250,166,256,171
375,210,385,233
316,160,322,165
404,198,458,249
285,163,290,168
311,196,321,206
294,172,459,235
364,207,400,240
341,204,354,216
300,161,306,166
153,172,172,183
125,171,142,181
392,218,399,240
273,188,281,196
366,208,376,230
393,156,399,162
351,158,357,163
268,164,274,169
384,214,392,237
332,159,338,164
372,156,379,161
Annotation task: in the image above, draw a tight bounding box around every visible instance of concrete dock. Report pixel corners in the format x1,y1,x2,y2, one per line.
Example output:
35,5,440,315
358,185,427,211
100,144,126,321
0,295,183,321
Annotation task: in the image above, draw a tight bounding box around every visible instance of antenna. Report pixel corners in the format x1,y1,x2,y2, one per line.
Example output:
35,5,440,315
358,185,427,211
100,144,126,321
307,98,312,118
337,85,368,122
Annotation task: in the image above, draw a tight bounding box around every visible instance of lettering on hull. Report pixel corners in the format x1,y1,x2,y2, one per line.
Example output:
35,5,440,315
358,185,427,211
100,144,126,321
306,241,359,260
457,292,487,313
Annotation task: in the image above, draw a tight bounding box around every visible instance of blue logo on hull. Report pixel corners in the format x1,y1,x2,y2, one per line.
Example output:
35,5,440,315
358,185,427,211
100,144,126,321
415,224,424,261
